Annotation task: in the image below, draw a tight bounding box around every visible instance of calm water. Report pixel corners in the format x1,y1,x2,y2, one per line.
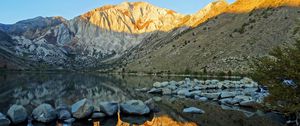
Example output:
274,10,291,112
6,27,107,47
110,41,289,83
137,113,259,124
0,72,283,126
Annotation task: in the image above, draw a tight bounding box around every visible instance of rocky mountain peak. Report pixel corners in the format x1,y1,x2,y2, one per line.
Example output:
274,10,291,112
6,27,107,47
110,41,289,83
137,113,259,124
185,0,229,27
78,1,185,33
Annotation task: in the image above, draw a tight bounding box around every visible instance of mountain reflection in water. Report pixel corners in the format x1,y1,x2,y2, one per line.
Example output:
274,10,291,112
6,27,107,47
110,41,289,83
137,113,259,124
90,113,197,126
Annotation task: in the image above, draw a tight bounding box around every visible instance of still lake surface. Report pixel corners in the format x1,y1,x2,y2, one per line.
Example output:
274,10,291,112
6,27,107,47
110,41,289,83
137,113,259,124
0,72,283,126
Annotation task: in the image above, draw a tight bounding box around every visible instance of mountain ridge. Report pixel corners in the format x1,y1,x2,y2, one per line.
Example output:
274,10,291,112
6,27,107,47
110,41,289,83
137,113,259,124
0,0,300,72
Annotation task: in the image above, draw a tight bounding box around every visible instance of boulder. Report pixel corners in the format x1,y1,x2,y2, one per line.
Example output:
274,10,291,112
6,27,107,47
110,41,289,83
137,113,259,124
153,97,162,102
185,78,191,83
162,88,172,95
194,95,208,102
144,98,160,112
147,88,162,94
241,77,253,84
120,100,150,115
153,82,161,88
220,92,236,98
135,88,149,92
169,81,178,86
243,88,258,96
219,98,233,104
211,80,219,84
201,93,220,100
71,98,94,119
177,89,190,96
7,104,28,124
63,118,76,124
56,109,71,120
99,102,118,116
167,84,177,90
0,113,10,126
183,107,205,114
153,82,168,88
234,95,252,101
194,86,202,90
185,91,202,97
32,104,56,123
239,100,259,107
55,103,71,120
91,112,106,119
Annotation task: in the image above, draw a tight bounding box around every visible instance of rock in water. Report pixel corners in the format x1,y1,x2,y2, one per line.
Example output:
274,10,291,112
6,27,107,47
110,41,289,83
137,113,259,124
99,102,118,116
0,113,10,126
32,104,56,123
144,98,160,113
91,112,106,119
183,107,205,114
71,98,94,119
56,104,71,120
7,105,28,124
120,100,150,115
56,109,71,120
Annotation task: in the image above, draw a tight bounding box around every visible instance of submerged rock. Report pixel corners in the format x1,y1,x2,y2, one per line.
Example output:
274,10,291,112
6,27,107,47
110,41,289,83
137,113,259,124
144,98,160,113
71,98,94,119
32,104,56,123
99,102,118,116
56,108,71,121
0,113,10,126
121,100,150,115
64,118,76,124
91,112,106,119
7,104,28,124
183,107,205,114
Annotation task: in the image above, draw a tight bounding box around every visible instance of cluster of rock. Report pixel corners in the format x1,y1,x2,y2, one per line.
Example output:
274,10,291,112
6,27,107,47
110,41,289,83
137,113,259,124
0,99,154,125
145,77,269,108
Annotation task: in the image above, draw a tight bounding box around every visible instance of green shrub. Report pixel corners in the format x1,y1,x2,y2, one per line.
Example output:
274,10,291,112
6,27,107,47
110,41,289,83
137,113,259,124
252,40,300,113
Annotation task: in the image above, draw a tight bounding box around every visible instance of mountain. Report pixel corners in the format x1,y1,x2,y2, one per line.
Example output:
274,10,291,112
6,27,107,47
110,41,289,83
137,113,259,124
0,0,300,73
114,0,300,74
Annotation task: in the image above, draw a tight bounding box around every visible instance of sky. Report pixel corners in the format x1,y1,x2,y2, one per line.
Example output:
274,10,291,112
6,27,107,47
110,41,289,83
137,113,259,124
0,0,236,24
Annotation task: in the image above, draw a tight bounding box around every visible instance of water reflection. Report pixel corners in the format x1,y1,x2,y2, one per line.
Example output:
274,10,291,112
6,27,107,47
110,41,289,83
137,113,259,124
0,72,280,126
116,113,197,126
0,72,130,112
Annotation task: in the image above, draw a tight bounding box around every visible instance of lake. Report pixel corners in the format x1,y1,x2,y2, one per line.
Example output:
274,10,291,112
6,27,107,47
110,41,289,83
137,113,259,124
0,72,284,126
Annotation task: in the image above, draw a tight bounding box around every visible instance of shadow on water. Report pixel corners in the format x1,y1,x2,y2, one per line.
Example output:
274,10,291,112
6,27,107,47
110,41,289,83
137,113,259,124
0,72,283,126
